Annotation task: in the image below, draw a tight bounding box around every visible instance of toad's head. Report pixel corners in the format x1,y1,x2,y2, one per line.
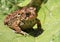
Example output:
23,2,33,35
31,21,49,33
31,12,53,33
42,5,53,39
17,7,37,20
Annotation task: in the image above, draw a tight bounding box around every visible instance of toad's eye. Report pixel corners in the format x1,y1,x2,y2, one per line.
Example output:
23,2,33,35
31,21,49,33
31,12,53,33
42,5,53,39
17,13,21,16
26,13,30,17
18,13,21,15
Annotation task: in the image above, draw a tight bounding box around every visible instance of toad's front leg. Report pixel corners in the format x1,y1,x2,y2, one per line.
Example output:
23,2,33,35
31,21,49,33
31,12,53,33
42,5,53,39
36,19,44,34
33,19,44,37
12,20,28,35
36,19,43,31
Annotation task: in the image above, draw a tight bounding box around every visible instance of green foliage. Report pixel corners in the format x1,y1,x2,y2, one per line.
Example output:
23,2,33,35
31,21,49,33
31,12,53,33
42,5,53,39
0,0,60,42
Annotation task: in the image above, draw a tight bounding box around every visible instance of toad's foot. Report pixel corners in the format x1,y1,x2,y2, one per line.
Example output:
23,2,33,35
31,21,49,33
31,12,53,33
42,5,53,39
15,31,29,36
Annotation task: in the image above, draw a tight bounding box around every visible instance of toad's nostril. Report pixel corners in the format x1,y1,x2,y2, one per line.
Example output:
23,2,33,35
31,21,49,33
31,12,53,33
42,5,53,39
26,13,30,17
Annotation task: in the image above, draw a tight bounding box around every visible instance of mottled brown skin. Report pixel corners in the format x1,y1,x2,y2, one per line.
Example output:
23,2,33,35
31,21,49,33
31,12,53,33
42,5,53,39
4,7,41,35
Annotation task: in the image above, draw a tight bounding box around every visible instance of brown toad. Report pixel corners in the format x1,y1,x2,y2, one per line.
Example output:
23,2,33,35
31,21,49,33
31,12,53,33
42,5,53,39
4,7,41,35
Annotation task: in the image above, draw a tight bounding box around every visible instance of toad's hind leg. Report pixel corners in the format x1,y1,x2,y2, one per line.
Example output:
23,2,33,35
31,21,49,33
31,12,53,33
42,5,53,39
12,21,28,35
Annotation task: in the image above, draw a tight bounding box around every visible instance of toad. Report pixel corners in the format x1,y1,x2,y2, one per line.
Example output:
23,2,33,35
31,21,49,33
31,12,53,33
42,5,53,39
4,7,41,35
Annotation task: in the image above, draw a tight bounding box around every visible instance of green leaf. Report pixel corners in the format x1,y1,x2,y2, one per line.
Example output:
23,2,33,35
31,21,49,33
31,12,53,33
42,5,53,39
37,0,60,42
0,0,60,42
17,0,31,7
